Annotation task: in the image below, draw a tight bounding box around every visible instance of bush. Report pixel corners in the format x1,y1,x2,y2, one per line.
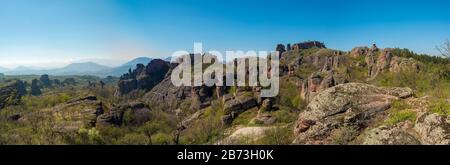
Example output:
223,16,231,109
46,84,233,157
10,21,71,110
116,133,150,145
151,133,172,145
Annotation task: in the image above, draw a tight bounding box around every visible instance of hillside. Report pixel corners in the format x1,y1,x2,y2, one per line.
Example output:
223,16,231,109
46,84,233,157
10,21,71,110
0,41,449,145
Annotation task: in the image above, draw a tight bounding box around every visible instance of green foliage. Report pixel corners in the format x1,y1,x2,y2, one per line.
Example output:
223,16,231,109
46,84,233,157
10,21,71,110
151,133,172,145
74,127,105,145
271,106,299,124
122,109,135,126
428,99,450,115
391,48,450,65
386,110,416,125
116,133,150,145
232,108,258,126
374,63,450,98
385,100,416,125
391,100,413,110
180,106,225,144
277,77,305,110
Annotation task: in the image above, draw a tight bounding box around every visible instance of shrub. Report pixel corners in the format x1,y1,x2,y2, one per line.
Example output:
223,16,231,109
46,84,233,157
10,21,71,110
116,133,150,145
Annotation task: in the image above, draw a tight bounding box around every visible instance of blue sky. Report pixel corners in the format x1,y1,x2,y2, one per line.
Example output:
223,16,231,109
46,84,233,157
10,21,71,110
0,0,449,68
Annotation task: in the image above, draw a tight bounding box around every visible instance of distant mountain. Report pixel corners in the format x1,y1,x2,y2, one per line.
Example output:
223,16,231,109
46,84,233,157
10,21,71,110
121,57,152,67
3,57,157,77
14,66,44,71
5,62,111,77
164,56,172,62
54,62,111,75
106,57,153,77
0,67,9,73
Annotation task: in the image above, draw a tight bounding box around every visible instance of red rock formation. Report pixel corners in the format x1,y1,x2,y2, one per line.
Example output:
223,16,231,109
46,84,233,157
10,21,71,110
291,41,326,50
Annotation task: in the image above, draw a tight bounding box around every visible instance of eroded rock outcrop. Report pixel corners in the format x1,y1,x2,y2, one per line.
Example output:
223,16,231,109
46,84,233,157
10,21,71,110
362,112,450,145
20,96,104,132
221,93,258,125
30,79,42,96
414,113,450,145
350,45,420,79
363,123,421,145
300,71,348,102
117,59,170,96
291,41,326,50
349,47,370,58
293,83,413,144
96,101,151,127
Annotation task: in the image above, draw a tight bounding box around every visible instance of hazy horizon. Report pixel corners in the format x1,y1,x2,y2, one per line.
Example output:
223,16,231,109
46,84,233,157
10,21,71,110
1,0,450,69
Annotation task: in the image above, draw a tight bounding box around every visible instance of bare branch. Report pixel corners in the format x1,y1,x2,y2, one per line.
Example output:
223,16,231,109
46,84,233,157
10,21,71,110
436,39,450,59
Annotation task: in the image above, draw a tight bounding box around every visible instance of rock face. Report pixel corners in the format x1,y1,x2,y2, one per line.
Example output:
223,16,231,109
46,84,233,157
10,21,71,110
276,44,286,55
363,124,421,145
362,113,450,145
20,96,104,132
291,41,326,50
293,83,413,144
221,94,258,125
389,56,420,73
414,113,450,145
117,59,170,96
39,74,52,88
349,47,369,58
300,71,348,102
30,79,42,96
352,46,421,79
96,102,151,127
0,80,27,110
143,62,219,110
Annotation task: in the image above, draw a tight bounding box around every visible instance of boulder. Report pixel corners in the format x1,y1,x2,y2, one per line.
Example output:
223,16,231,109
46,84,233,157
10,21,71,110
260,98,275,112
253,112,277,125
221,94,258,125
414,113,450,145
363,124,421,145
293,83,413,144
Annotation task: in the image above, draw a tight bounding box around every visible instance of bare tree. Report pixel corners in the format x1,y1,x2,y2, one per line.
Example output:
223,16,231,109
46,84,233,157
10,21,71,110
436,39,450,59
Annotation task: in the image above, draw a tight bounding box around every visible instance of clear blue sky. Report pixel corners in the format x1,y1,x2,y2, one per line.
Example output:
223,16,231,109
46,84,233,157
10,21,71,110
1,0,449,68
